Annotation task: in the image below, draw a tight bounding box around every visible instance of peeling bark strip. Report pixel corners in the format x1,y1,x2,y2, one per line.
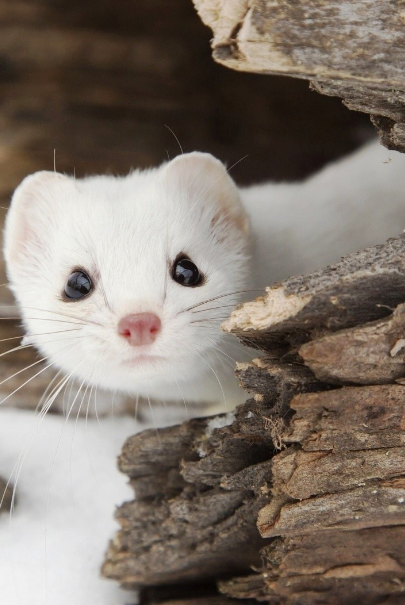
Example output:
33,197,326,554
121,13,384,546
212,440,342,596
193,0,405,152
286,385,405,451
105,233,405,603
220,528,405,605
223,235,405,344
299,303,405,385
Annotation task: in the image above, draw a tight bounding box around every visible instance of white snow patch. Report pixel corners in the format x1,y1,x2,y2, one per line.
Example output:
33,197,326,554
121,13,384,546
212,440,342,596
0,407,183,605
205,412,235,437
197,445,207,458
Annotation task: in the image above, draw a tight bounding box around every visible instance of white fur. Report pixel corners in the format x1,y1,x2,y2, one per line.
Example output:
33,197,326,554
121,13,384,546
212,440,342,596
4,153,249,409
4,141,405,411
243,140,405,285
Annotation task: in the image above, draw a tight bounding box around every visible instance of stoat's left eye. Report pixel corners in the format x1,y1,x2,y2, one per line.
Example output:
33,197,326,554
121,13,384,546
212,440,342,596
64,270,93,300
172,256,203,287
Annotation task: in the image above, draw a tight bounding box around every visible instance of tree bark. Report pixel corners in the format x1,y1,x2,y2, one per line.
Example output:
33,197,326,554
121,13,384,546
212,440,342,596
193,0,405,153
104,235,405,604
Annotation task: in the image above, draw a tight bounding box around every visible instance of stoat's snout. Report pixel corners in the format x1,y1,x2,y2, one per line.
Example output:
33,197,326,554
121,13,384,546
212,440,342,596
118,313,161,346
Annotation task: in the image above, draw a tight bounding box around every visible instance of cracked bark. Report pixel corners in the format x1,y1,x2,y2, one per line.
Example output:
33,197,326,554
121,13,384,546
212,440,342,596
104,235,405,604
193,0,405,152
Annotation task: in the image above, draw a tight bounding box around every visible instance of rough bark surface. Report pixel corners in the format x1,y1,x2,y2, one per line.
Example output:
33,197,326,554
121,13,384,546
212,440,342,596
104,234,405,603
193,0,405,152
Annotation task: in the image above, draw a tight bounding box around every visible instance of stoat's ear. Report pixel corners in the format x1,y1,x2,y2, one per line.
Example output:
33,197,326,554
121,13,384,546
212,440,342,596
163,152,249,234
4,171,71,277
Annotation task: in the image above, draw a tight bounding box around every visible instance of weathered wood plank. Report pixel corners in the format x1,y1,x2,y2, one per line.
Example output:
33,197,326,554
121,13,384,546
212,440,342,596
103,403,278,588
258,480,405,538
194,0,405,85
223,236,405,345
299,303,405,384
273,447,405,500
286,385,405,451
220,527,405,604
194,0,405,152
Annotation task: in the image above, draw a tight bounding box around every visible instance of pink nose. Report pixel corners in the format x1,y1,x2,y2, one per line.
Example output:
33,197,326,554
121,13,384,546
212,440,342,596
118,313,161,346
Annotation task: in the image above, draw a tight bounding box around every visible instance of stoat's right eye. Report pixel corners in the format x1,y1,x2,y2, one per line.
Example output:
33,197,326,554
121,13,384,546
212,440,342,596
64,270,93,300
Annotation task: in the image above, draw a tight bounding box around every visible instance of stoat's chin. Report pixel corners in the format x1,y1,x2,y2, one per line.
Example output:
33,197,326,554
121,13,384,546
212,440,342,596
121,354,166,367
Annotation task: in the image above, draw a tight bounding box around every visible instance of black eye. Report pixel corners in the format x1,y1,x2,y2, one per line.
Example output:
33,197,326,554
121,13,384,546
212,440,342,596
172,257,203,287
64,270,93,300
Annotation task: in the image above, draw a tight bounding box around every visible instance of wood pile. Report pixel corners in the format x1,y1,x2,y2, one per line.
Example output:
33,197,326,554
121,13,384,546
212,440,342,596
103,235,405,604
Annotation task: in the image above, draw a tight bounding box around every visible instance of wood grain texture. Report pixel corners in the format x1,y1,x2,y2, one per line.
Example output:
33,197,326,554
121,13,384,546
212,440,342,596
220,528,405,604
286,385,405,451
299,303,405,385
223,236,405,345
194,0,405,152
102,402,279,588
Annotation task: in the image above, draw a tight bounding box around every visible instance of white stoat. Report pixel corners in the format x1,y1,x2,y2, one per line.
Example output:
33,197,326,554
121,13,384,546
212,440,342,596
4,140,405,412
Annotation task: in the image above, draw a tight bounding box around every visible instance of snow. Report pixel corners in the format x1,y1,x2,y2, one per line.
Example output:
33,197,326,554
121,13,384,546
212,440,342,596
0,407,184,605
205,412,235,436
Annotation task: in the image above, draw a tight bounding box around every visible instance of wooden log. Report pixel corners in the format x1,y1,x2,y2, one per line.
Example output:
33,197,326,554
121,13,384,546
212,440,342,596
193,0,405,152
223,236,405,347
299,303,405,385
272,447,405,500
286,385,405,451
258,480,405,538
102,402,279,588
220,528,405,604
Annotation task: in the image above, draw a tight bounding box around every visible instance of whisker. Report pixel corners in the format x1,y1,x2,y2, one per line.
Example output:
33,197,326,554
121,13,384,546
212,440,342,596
195,350,227,410
97,275,111,313
191,304,239,314
182,288,265,313
111,389,117,418
35,367,64,414
0,343,80,407
0,304,92,325
174,379,189,420
134,393,140,422
0,328,81,344
5,369,72,513
147,393,161,446
190,317,231,324
85,381,108,493
94,384,101,426
64,377,87,509
0,316,86,326
2,352,82,517
210,345,238,365
164,124,184,154
0,342,37,360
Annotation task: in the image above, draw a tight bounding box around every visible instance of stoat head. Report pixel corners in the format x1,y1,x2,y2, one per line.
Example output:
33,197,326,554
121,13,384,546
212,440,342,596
4,153,250,396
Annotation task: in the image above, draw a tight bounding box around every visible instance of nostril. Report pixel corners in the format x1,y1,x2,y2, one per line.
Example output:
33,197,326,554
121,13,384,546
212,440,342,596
118,313,161,346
